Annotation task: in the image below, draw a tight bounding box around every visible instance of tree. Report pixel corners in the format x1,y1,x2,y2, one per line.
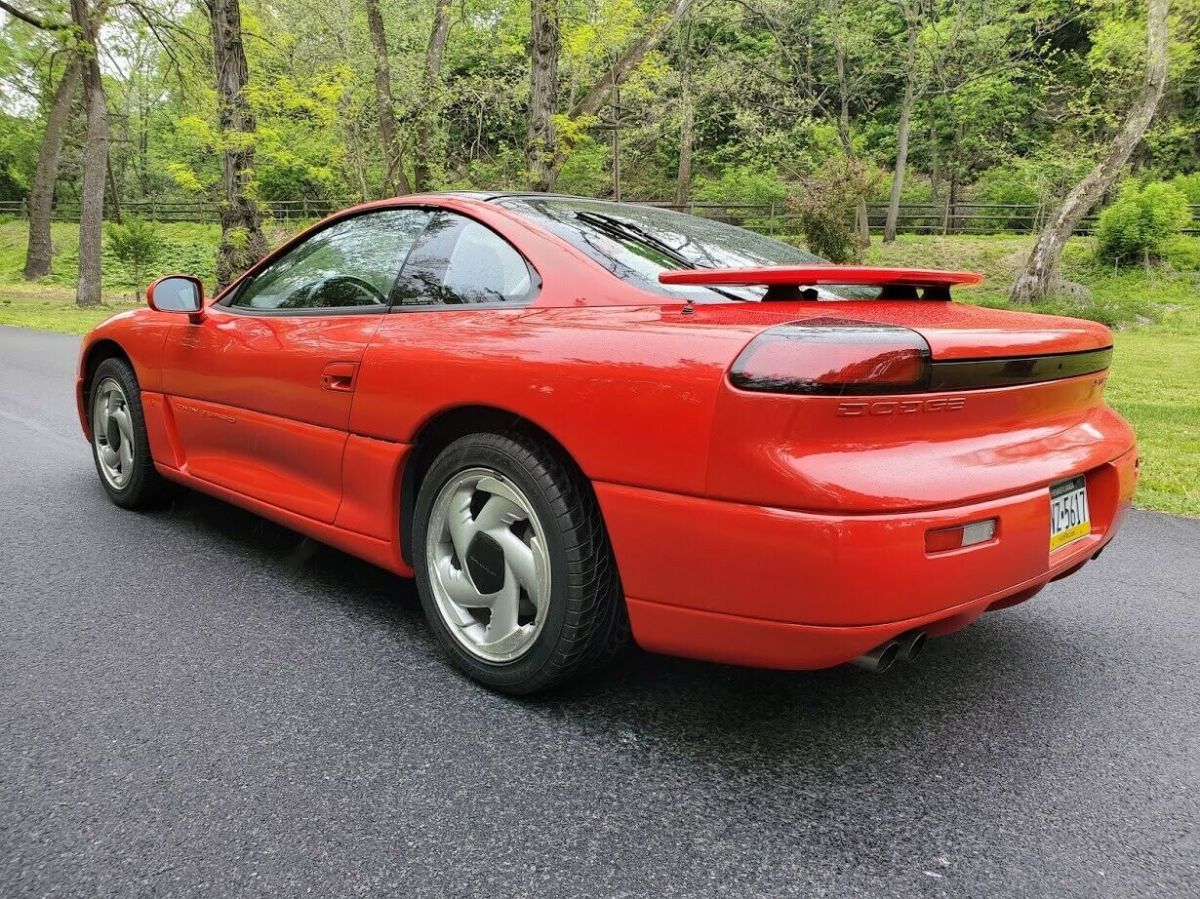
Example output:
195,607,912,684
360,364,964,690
527,0,559,191
413,0,452,193
1,1,78,281
675,15,694,206
531,0,697,190
106,217,159,300
825,0,869,247
206,0,268,289
23,55,79,280
1010,0,1171,304
71,0,107,307
883,0,922,244
567,0,695,122
364,0,410,196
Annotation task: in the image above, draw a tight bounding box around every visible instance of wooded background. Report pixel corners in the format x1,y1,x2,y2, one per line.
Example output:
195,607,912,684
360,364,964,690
1,0,1197,299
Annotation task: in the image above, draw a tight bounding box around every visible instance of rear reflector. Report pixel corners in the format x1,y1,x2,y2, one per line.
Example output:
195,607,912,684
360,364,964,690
925,518,998,554
729,318,932,395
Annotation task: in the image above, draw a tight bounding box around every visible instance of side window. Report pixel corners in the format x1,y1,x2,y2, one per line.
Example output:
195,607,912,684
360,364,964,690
395,212,537,307
231,209,430,311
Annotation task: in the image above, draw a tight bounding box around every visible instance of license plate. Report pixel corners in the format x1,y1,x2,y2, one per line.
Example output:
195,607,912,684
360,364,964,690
1049,475,1091,551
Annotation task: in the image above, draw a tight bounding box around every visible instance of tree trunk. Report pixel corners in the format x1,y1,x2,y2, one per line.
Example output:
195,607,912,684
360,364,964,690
827,0,869,247
23,57,80,280
675,16,694,207
413,0,452,192
72,0,105,308
207,0,268,290
675,71,694,207
105,152,122,224
568,0,694,121
527,0,559,191
365,0,409,196
1011,0,1170,304
884,5,919,244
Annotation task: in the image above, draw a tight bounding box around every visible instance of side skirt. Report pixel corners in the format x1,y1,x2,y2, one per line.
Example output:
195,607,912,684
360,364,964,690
155,462,415,578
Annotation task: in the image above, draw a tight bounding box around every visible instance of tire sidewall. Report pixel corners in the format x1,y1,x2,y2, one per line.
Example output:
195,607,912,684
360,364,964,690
89,358,154,508
413,435,575,692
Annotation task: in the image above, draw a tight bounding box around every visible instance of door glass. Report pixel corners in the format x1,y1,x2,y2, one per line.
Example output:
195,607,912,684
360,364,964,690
232,209,430,310
396,212,537,306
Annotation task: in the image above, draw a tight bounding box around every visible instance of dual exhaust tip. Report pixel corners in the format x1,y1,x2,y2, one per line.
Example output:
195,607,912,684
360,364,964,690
852,630,927,673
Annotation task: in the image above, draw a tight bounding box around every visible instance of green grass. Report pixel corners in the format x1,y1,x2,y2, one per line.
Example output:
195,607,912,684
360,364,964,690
0,221,1196,515
0,219,290,334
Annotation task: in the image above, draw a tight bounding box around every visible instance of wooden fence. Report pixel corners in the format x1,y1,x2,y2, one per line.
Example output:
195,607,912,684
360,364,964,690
2,197,1199,236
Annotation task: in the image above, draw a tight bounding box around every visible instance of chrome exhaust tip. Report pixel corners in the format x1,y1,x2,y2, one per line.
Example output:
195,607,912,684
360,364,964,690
896,630,928,663
852,641,900,673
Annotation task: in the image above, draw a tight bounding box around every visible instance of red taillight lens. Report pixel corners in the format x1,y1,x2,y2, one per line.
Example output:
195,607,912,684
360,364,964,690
729,319,932,395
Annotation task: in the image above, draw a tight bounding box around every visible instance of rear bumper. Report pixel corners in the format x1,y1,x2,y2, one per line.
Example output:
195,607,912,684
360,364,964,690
595,445,1137,670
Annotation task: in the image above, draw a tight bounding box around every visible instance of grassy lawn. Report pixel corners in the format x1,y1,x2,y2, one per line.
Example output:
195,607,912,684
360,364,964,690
1,220,1196,515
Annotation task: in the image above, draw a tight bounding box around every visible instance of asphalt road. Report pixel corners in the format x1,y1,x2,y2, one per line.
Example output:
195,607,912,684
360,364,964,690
1,324,1198,898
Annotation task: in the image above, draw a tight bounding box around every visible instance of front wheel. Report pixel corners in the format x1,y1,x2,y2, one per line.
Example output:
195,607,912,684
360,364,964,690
88,357,175,510
412,432,627,695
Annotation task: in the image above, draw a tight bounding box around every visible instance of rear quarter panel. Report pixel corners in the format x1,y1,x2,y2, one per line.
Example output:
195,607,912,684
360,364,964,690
349,306,751,494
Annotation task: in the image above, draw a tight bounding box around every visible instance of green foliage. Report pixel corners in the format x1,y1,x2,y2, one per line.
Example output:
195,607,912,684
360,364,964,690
1169,173,1200,205
1096,182,1193,265
555,138,611,198
693,166,788,206
105,218,160,286
788,158,875,264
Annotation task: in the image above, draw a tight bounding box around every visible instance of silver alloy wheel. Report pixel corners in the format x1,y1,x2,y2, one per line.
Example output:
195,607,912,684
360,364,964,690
92,377,135,490
425,467,552,663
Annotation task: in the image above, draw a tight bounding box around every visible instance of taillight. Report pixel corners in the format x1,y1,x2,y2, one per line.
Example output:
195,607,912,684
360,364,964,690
729,319,932,395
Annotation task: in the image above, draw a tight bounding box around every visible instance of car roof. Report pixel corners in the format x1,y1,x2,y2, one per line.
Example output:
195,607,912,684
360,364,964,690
425,190,656,207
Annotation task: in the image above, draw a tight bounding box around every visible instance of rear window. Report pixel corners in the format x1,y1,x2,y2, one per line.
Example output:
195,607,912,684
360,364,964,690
495,197,822,302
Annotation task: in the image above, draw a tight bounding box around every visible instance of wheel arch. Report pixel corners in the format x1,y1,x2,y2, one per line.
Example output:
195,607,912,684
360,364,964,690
81,339,133,391
78,339,133,438
398,404,591,567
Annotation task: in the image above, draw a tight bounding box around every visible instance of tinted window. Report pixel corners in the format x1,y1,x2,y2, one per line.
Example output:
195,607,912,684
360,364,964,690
232,209,430,310
496,197,824,302
395,212,536,307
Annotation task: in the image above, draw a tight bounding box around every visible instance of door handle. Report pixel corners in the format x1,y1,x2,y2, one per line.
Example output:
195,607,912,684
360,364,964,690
321,361,359,392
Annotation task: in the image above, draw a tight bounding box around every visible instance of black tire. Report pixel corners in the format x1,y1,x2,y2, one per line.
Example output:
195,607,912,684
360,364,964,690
88,357,176,510
412,431,628,695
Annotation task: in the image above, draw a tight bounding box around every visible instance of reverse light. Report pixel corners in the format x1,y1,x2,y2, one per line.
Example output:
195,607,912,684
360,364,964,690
729,319,932,395
925,519,998,554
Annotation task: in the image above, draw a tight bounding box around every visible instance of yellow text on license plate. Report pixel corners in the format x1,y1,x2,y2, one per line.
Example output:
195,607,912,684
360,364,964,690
1049,475,1091,551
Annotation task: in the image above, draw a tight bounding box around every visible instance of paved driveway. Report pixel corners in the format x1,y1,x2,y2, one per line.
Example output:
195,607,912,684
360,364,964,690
1,325,1197,897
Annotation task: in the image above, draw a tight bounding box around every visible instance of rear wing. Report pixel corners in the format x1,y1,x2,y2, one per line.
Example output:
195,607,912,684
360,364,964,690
658,266,984,301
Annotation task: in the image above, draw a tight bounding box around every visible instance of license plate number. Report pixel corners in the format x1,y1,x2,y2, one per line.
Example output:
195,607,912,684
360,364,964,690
1049,476,1091,551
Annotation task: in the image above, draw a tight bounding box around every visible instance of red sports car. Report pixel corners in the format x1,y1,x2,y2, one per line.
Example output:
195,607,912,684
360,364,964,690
77,193,1137,693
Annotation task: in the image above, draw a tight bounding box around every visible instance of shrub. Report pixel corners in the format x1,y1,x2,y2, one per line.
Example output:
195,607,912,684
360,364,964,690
105,218,161,298
787,157,877,263
1095,182,1192,265
693,165,789,207
1169,172,1200,205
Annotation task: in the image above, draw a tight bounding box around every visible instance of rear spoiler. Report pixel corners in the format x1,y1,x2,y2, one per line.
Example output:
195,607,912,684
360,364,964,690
658,265,984,301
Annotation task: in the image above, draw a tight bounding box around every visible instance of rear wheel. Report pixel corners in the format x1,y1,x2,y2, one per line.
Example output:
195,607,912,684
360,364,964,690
412,431,627,694
88,357,175,510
